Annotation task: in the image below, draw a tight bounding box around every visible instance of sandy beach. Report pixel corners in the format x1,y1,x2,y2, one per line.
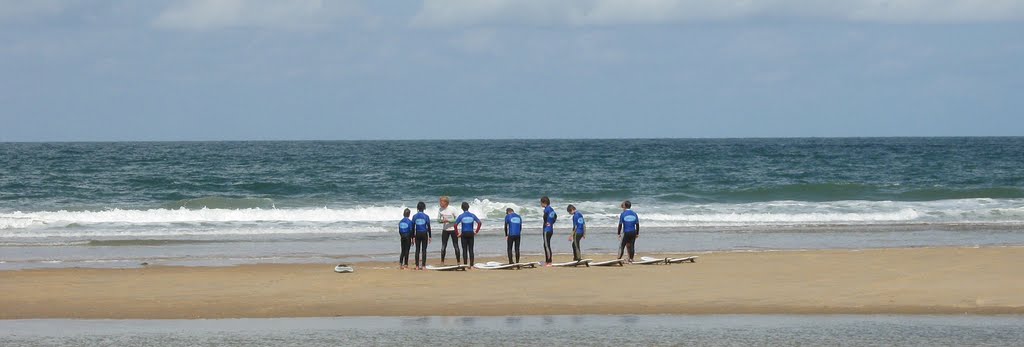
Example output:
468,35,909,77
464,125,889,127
2,247,1022,319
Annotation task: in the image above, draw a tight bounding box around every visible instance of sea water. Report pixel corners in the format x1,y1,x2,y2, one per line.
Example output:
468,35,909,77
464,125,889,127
1,138,1022,269
3,315,1024,346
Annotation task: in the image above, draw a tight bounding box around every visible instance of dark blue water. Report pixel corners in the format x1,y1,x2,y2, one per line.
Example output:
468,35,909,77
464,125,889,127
1,138,1022,268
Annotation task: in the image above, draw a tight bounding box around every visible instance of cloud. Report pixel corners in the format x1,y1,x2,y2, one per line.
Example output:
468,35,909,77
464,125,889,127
412,0,1024,27
152,0,360,31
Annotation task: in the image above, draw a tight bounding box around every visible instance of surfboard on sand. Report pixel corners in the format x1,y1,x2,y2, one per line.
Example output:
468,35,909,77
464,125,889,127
473,262,521,270
634,257,667,265
334,264,355,273
667,256,698,263
425,264,469,271
590,259,625,267
516,262,541,268
551,259,593,267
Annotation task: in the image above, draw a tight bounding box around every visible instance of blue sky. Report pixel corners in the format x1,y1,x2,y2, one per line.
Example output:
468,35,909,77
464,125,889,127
1,0,1022,141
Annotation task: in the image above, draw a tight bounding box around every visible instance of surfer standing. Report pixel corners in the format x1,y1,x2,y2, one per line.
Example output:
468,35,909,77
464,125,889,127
567,204,585,261
437,196,462,265
617,200,640,263
413,202,432,270
540,196,557,266
504,208,523,264
454,202,482,267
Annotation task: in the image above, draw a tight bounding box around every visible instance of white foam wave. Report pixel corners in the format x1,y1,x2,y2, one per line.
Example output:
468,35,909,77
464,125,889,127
1,199,1022,236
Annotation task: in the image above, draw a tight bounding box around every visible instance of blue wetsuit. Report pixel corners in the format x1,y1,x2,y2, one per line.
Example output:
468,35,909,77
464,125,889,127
412,211,431,268
456,211,481,265
542,206,557,263
505,213,523,264
618,209,640,261
571,211,585,261
398,217,413,267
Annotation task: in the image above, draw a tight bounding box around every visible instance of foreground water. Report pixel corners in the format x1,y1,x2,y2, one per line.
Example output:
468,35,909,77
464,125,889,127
1,138,1022,268
3,315,1023,346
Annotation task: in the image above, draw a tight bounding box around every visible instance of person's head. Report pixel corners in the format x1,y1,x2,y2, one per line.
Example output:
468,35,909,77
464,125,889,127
567,204,576,213
403,208,411,218
461,202,470,211
540,196,550,207
417,201,426,212
506,208,514,215
621,200,632,210
439,196,450,209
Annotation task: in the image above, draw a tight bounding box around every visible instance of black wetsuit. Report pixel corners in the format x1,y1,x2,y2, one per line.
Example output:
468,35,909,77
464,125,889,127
400,236,412,266
542,206,556,264
412,211,432,268
572,233,584,261
618,209,640,261
505,213,523,264
460,234,475,266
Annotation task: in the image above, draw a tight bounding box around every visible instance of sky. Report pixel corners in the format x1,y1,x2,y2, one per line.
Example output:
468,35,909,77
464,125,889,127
1,0,1022,141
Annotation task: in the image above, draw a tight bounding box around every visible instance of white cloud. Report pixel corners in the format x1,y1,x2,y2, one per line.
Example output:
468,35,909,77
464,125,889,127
152,0,360,31
412,0,1024,27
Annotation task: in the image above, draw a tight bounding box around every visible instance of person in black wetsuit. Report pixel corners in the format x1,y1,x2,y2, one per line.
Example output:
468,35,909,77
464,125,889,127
617,200,640,263
412,202,432,270
454,202,482,267
567,204,586,261
437,196,461,265
504,208,523,264
398,208,413,269
540,196,557,266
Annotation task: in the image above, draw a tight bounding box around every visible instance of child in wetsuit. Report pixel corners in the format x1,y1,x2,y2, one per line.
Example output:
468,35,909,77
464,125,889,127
504,208,523,264
398,208,414,269
412,202,432,270
567,204,585,261
454,202,482,267
617,200,640,263
540,196,557,266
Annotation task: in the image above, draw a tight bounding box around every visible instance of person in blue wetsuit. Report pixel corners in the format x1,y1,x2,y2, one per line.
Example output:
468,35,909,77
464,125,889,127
617,200,640,263
504,208,523,264
567,204,585,261
540,196,557,266
412,202,432,270
454,202,482,267
398,208,414,270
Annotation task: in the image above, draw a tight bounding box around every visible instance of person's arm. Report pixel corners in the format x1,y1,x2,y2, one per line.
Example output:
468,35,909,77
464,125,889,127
504,219,509,238
635,218,640,237
617,219,623,237
474,217,481,235
427,220,432,240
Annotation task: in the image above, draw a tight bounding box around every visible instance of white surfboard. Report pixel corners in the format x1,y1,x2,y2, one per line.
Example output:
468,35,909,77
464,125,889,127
473,262,520,270
425,264,469,271
667,256,698,263
634,257,667,265
590,259,625,267
551,259,593,267
334,264,354,273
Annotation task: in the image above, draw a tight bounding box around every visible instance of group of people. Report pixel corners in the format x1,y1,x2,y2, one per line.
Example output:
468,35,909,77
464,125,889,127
397,196,641,270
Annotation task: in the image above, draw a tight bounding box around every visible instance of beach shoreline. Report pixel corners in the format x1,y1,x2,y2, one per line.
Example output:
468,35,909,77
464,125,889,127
2,246,1022,319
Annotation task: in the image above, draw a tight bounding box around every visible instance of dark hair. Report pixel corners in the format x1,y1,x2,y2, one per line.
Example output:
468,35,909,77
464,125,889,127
566,204,576,213
461,202,470,211
622,200,632,209
417,201,426,211
540,196,550,205
403,208,411,217
506,208,514,214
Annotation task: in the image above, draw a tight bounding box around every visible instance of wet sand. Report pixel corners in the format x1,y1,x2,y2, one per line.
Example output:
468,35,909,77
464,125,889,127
2,247,1022,319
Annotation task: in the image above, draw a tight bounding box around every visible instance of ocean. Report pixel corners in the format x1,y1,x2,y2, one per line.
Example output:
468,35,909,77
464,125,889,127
3,315,1024,346
2,138,1023,269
